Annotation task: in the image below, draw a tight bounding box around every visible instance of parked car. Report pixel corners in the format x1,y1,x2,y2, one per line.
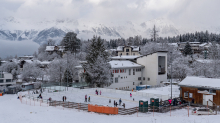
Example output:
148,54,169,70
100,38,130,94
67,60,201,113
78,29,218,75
192,107,215,115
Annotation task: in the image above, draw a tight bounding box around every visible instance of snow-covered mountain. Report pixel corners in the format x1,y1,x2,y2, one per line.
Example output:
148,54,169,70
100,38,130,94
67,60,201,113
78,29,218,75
0,17,218,44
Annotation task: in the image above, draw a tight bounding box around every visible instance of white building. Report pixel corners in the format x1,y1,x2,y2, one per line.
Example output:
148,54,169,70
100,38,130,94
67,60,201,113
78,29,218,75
0,72,15,86
76,51,167,90
116,46,140,56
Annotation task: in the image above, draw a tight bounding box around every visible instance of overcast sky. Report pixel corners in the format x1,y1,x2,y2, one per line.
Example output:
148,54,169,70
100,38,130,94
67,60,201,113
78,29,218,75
0,0,220,27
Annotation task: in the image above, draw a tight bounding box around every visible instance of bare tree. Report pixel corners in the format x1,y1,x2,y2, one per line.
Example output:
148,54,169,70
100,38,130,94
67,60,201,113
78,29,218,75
151,25,159,42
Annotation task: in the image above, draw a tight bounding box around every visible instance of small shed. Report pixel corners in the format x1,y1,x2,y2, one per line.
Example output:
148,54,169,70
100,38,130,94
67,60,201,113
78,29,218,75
21,83,34,91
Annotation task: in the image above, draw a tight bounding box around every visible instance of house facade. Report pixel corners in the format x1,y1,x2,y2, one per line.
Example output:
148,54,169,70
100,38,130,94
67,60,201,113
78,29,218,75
116,46,140,56
179,76,220,106
76,51,168,90
0,72,14,87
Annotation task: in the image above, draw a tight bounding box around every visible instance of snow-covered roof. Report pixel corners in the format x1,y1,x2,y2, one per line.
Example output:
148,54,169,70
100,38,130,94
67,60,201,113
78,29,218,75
19,56,34,58
41,61,50,65
45,46,65,52
21,83,34,85
179,76,220,89
24,60,41,64
76,60,144,69
168,43,178,47
116,46,140,52
111,55,142,60
109,60,144,69
196,59,213,64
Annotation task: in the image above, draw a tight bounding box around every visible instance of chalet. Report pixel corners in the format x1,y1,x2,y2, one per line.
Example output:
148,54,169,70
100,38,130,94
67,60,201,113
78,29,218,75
45,46,65,56
18,55,34,60
179,76,220,106
116,46,140,56
178,42,201,53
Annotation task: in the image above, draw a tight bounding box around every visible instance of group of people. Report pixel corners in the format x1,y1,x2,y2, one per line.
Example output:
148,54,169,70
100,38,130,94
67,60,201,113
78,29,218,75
95,90,101,95
113,98,125,108
85,94,90,102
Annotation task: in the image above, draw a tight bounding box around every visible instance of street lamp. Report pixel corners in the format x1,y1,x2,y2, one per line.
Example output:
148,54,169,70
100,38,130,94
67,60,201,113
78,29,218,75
170,52,173,100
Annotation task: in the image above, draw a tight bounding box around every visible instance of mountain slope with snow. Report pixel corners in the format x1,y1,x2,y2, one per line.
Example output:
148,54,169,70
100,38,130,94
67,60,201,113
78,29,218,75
0,17,219,44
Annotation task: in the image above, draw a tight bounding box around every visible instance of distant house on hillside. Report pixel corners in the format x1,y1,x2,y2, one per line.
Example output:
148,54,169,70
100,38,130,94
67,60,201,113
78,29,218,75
178,42,201,53
18,55,34,60
116,46,140,56
45,45,66,56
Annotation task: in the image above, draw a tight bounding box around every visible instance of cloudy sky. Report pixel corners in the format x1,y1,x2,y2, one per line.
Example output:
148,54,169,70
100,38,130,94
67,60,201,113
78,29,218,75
0,0,220,27
0,0,219,58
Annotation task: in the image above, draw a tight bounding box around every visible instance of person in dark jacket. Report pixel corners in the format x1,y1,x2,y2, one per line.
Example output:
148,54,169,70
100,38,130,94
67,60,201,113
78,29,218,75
115,102,118,107
63,96,65,102
88,96,90,102
119,98,122,106
114,100,116,107
64,96,67,101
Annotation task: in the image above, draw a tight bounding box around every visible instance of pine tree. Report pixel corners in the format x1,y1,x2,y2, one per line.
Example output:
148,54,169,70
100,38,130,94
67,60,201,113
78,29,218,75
63,69,73,87
183,42,193,56
151,25,159,42
83,36,111,87
60,32,81,54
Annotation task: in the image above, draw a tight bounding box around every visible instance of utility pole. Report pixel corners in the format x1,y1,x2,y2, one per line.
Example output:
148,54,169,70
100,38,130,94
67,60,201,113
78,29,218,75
170,52,173,100
67,52,68,91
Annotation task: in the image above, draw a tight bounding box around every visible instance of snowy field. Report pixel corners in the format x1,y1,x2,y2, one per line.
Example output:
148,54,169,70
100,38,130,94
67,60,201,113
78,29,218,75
24,85,180,108
1,94,220,123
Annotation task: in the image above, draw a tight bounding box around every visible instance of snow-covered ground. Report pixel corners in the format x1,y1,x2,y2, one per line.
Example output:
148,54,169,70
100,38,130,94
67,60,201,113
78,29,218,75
1,93,220,123
24,86,179,108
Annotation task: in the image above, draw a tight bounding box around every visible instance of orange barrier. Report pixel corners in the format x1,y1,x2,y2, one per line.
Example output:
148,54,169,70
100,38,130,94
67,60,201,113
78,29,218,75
88,104,118,114
0,93,2,96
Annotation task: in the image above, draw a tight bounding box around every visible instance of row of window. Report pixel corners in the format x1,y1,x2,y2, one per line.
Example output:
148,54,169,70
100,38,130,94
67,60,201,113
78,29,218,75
112,77,149,83
112,69,141,74
0,79,12,83
119,53,136,56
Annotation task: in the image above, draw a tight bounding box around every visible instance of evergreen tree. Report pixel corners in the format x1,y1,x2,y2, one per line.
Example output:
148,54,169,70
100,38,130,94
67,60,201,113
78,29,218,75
83,36,111,87
63,69,73,87
183,42,193,56
60,32,81,54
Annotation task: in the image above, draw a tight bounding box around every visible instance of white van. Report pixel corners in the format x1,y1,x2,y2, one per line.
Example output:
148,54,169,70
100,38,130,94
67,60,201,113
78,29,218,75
192,107,215,115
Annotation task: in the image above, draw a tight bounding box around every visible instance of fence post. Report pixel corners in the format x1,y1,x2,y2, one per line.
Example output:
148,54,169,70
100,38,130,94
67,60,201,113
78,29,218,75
68,102,70,108
170,105,171,117
137,107,138,117
153,106,154,117
188,105,189,117
78,103,80,112
55,100,56,107
63,102,64,110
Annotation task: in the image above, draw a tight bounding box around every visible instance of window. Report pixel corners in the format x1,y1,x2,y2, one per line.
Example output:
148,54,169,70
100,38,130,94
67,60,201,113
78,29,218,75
110,78,113,83
148,78,150,81
0,74,4,78
133,82,135,85
133,69,135,75
184,92,188,98
129,69,131,75
126,53,129,55
115,78,118,83
121,77,123,79
138,77,141,80
126,49,129,52
184,92,192,98
6,79,11,82
0,79,3,83
133,53,135,56
136,68,141,72
115,70,119,73
143,77,145,80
